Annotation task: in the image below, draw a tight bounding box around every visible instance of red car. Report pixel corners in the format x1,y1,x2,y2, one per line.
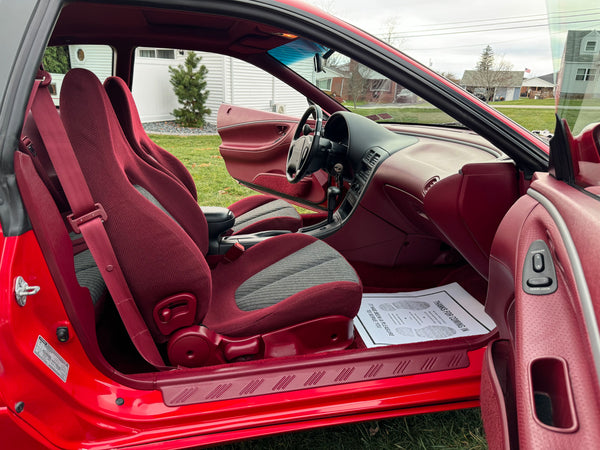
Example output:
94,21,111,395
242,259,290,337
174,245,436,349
1,0,598,448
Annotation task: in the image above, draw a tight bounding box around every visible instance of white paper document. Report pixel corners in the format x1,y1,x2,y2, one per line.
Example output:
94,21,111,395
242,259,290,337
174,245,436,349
354,283,496,348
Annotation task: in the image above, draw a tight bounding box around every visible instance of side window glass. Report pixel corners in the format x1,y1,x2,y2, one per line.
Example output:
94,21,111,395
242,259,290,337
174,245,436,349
43,45,114,107
131,48,307,131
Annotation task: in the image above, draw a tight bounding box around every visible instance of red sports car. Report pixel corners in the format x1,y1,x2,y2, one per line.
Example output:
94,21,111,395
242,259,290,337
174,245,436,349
0,0,598,448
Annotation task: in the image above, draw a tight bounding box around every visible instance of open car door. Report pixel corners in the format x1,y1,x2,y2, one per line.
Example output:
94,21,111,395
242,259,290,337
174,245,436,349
481,4,600,445
481,119,600,448
218,104,328,209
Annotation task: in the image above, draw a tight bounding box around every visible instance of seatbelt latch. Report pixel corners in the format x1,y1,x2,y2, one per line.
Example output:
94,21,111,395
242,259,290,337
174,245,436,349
67,203,107,233
223,242,245,263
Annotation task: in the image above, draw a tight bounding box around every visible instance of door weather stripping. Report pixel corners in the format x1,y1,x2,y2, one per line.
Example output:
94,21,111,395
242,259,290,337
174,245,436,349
14,276,40,306
528,188,600,383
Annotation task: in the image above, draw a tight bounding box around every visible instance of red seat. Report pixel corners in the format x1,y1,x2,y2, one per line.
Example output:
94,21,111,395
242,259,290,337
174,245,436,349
103,76,302,235
59,69,362,366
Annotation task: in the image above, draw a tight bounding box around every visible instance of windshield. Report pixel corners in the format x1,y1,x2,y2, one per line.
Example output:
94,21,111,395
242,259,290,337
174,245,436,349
548,1,600,135
268,38,461,127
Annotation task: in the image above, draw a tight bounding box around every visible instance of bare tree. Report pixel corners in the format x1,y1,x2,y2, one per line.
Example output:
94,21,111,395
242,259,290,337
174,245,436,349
346,60,369,108
439,71,461,85
379,16,407,49
473,45,514,101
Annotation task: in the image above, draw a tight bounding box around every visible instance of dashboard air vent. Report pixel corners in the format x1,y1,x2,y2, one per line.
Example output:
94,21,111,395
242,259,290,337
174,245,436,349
422,176,440,196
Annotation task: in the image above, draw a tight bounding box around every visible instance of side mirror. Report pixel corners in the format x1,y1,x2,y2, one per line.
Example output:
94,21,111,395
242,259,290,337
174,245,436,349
313,53,325,73
548,114,576,185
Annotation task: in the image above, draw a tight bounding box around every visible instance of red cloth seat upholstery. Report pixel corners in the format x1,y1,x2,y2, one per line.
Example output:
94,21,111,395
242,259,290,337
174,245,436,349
59,69,362,362
103,76,302,235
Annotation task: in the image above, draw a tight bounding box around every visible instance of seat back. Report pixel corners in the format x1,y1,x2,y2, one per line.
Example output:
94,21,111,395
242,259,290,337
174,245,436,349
60,68,211,342
104,76,198,199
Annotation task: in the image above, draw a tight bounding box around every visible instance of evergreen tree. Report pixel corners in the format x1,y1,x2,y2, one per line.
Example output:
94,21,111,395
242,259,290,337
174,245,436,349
476,45,494,72
168,51,211,127
473,45,513,101
43,46,71,74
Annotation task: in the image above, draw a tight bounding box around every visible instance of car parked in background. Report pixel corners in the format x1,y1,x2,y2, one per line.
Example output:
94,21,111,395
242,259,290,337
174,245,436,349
0,0,599,448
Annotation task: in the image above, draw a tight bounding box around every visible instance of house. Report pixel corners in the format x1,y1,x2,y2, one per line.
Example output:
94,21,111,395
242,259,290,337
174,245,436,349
50,45,309,124
559,30,600,99
322,61,414,105
460,70,525,101
520,74,555,99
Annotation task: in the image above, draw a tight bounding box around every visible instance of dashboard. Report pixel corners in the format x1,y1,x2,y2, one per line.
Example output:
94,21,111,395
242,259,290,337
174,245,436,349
305,111,513,270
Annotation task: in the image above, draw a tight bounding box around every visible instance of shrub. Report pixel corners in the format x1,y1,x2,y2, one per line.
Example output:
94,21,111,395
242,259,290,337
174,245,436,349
169,51,211,127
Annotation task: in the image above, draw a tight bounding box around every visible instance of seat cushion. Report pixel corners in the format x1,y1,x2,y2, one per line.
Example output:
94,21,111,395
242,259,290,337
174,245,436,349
228,195,302,235
205,233,362,336
74,250,106,305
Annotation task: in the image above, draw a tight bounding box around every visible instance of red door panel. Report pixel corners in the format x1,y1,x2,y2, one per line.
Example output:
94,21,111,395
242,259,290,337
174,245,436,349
217,104,326,206
482,173,600,448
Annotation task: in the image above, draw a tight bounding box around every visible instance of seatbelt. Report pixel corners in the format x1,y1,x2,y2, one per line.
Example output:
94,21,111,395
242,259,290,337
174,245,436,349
28,71,168,369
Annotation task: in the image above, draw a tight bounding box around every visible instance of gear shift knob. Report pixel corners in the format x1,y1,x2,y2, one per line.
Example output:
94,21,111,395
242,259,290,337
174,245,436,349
327,186,341,224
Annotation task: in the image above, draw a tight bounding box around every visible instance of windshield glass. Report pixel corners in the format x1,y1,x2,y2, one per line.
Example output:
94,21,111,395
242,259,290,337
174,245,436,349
268,39,461,127
548,0,600,135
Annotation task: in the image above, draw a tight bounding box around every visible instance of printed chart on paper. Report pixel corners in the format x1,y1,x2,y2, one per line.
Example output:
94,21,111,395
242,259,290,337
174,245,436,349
354,283,496,348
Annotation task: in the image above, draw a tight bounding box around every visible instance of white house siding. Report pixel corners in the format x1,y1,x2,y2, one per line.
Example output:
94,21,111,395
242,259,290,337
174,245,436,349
59,45,309,124
226,57,275,112
272,76,310,116
494,87,519,101
132,51,185,123
215,56,307,118
69,45,113,82
132,51,307,123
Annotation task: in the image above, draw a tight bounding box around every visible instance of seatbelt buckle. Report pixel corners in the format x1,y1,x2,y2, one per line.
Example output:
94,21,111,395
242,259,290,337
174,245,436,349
67,203,107,233
223,242,245,263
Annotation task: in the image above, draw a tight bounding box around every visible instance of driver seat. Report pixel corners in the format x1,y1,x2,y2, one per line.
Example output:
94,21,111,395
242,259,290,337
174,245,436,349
103,76,302,235
59,68,362,366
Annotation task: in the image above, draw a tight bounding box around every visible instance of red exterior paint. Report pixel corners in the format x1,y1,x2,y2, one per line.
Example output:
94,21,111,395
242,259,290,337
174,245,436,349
1,1,570,448
0,230,484,449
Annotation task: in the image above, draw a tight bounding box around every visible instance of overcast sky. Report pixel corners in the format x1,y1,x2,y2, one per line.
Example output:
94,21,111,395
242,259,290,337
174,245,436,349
305,0,555,78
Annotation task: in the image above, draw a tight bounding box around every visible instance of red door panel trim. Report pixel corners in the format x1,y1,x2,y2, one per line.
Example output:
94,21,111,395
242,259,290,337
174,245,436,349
527,187,600,381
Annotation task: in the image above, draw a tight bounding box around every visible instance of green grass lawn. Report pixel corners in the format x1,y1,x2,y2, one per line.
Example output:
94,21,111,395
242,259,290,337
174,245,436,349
149,134,257,208
148,133,488,449
497,108,555,131
489,98,555,106
213,408,487,449
348,104,556,132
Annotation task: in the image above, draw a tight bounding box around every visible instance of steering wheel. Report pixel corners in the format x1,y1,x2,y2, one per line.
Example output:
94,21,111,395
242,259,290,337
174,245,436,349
286,105,323,183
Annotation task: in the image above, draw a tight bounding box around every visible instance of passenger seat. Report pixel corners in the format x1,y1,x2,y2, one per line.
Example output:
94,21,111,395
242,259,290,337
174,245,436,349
104,76,303,235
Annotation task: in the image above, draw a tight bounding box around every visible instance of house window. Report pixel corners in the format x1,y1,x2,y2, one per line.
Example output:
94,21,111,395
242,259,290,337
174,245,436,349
576,68,596,81
139,48,176,59
139,49,156,58
586,40,597,52
317,78,332,90
156,49,175,59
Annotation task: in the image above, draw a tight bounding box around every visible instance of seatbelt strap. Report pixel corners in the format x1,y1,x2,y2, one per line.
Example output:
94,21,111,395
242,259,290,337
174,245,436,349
28,71,168,369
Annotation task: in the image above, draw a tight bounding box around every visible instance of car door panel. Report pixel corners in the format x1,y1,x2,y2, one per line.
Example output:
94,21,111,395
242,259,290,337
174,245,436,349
483,173,600,448
218,104,327,205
